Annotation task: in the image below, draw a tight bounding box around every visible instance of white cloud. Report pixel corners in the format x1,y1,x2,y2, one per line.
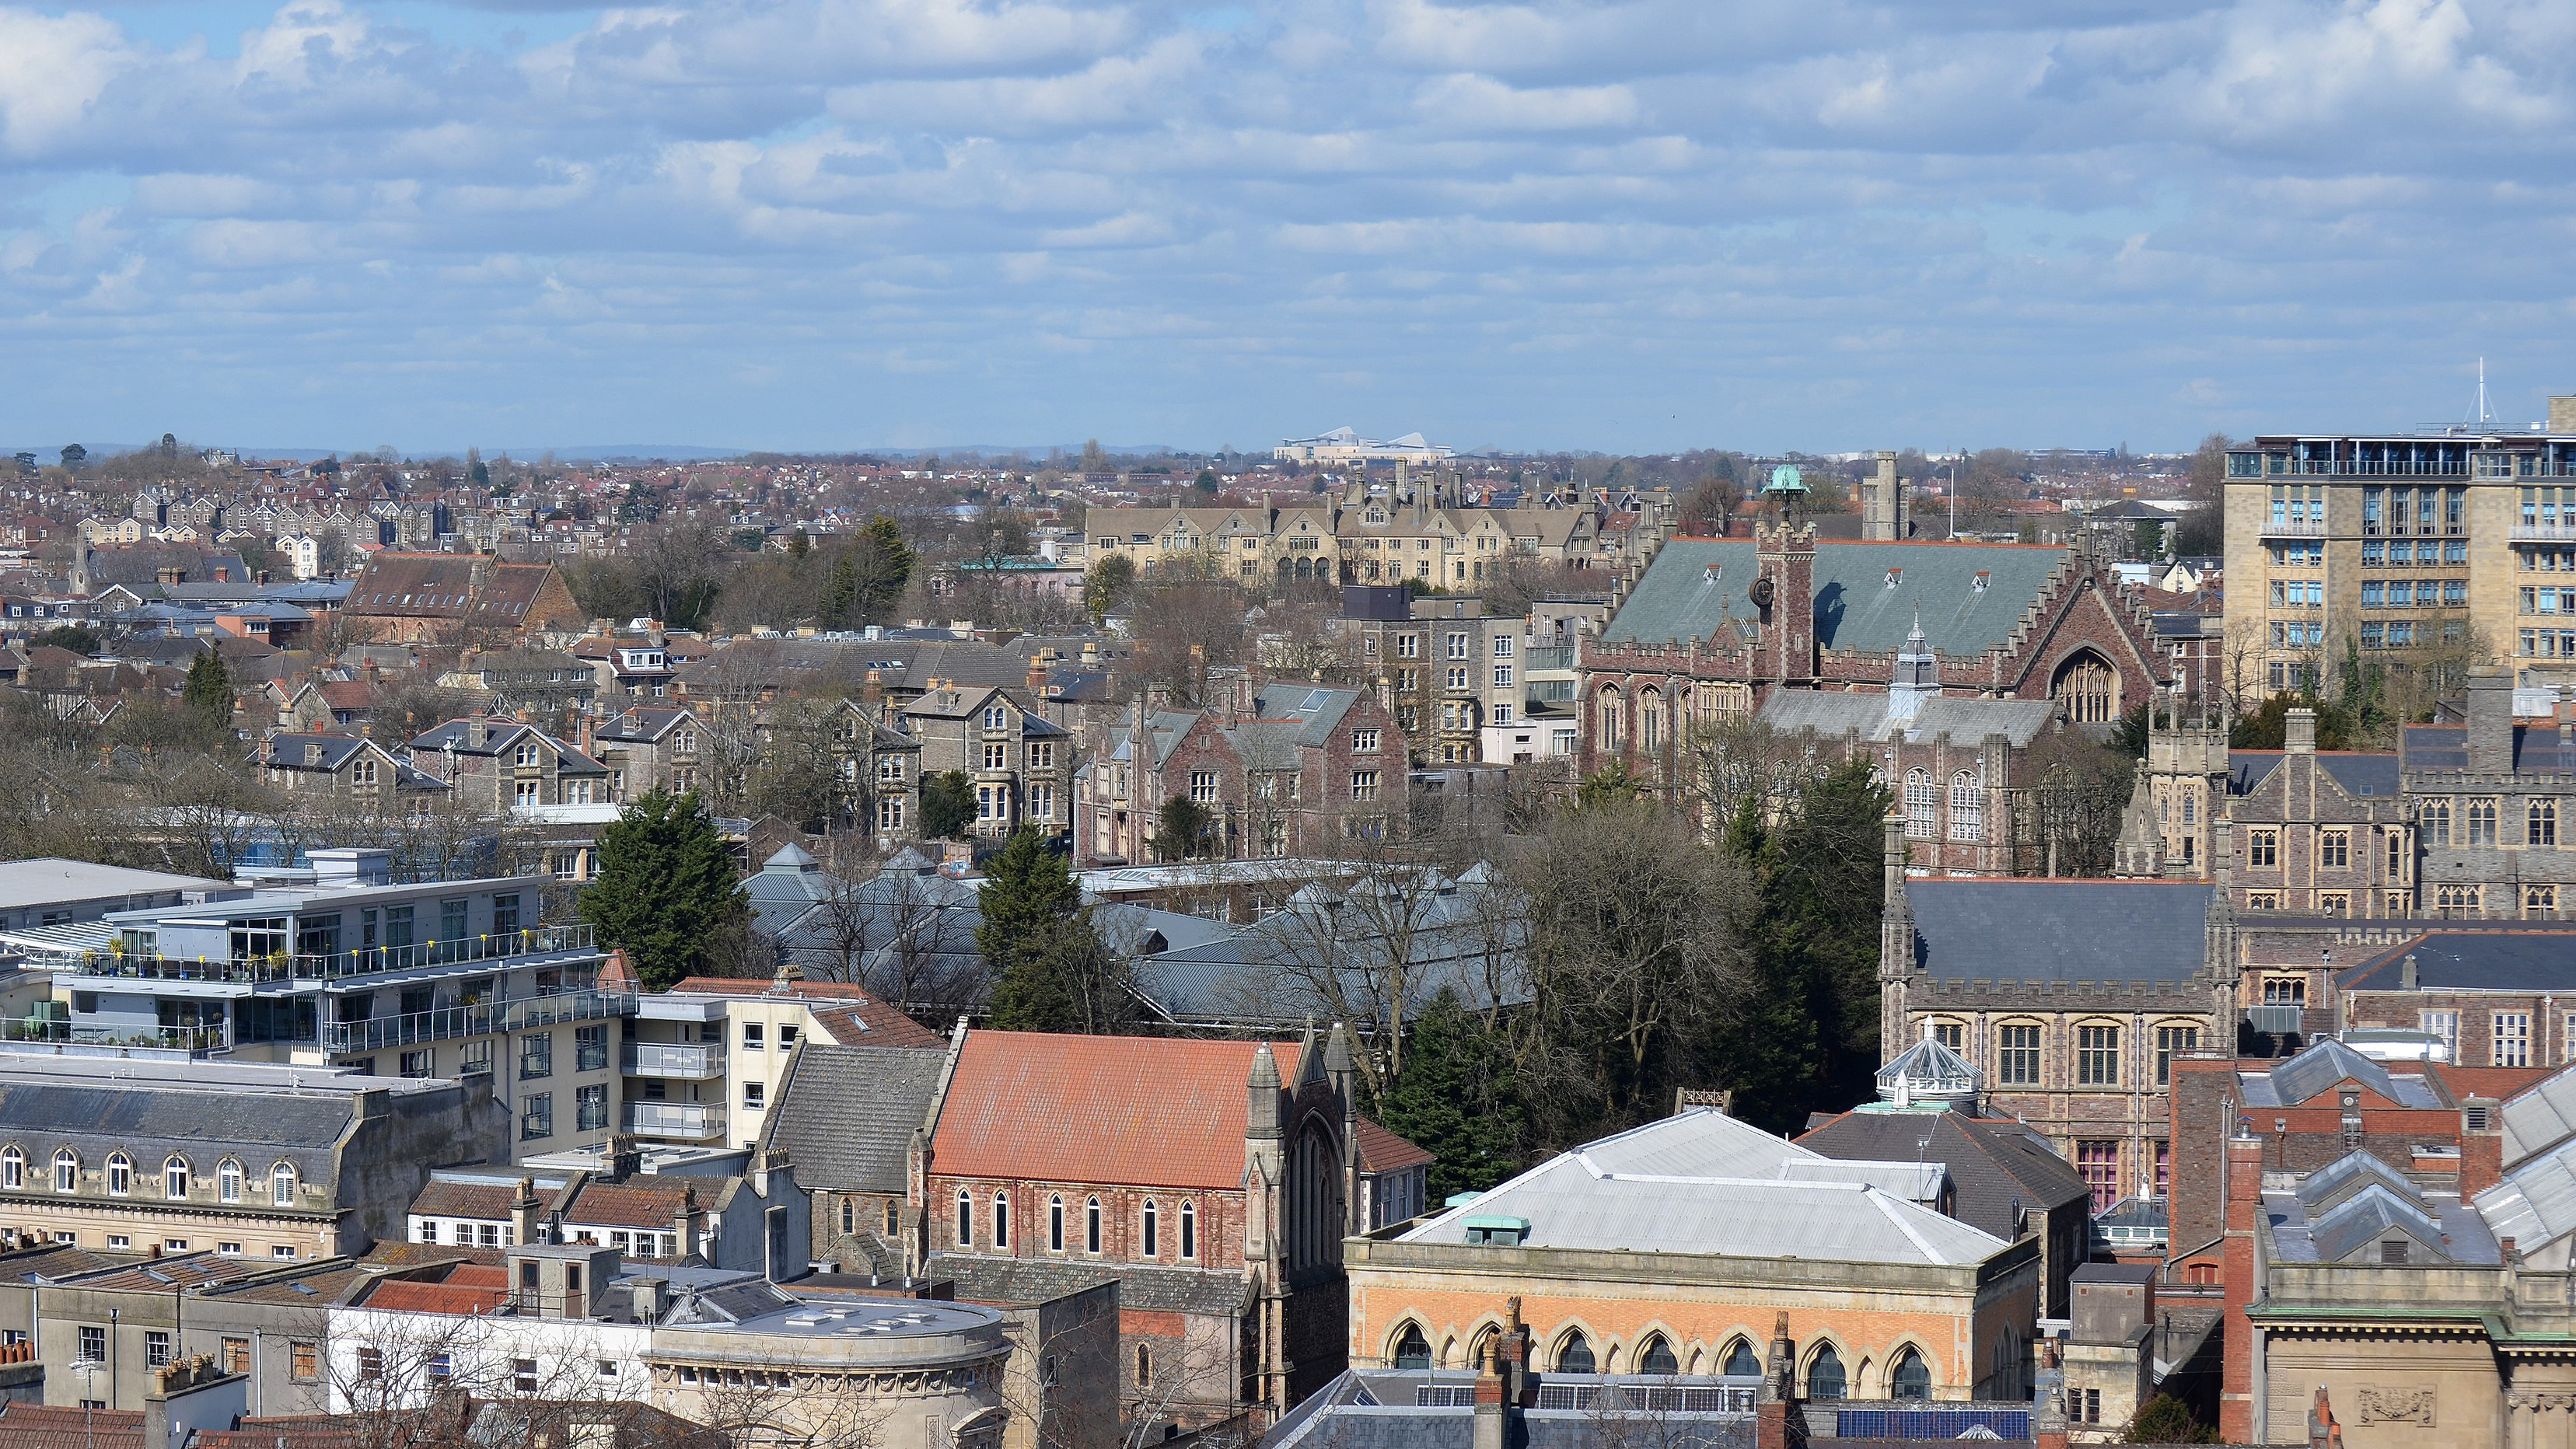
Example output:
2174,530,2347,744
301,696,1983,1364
2,0,2576,449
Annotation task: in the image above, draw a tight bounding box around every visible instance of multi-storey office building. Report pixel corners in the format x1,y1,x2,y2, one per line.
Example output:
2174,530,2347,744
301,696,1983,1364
2223,399,2576,696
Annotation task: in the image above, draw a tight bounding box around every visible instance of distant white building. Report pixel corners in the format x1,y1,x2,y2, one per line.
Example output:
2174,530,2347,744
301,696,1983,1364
1274,427,1452,465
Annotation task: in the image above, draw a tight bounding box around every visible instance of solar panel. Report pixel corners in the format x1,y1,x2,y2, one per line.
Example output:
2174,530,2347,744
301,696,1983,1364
1835,1409,2030,1440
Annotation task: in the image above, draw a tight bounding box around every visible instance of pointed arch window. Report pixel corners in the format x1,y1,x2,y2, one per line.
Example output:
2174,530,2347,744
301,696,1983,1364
1142,1200,1159,1258
1179,1201,1197,1259
1891,1346,1931,1401
992,1192,1010,1250
1721,1338,1760,1377
1638,1335,1679,1375
1393,1323,1431,1370
956,1189,973,1248
1808,1344,1847,1400
1555,1330,1595,1374
1048,1195,1065,1252
1085,1196,1102,1254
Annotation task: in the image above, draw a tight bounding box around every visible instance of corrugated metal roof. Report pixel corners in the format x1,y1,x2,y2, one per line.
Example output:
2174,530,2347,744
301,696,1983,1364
2505,1070,2576,1168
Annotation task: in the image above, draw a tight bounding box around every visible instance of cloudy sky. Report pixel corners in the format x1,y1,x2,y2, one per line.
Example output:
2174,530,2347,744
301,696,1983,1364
0,0,2570,456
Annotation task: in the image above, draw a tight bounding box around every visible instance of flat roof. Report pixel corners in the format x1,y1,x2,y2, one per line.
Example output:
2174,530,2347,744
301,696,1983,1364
0,1049,457,1097
0,859,232,913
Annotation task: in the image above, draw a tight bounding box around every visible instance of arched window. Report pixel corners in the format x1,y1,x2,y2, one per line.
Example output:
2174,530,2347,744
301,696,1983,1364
218,1159,243,1203
840,1199,855,1234
1555,1330,1595,1374
1639,690,1662,752
1807,1344,1846,1400
992,1192,1010,1249
0,1147,21,1191
1136,1344,1152,1388
1949,771,1983,842
1085,1196,1102,1254
54,1150,79,1194
1598,689,1625,752
1179,1201,1197,1259
106,1153,131,1197
1890,1346,1931,1401
271,1161,297,1206
1721,1338,1760,1377
956,1189,973,1247
1904,769,1937,838
1638,1335,1679,1375
884,1199,900,1237
1142,1200,1159,1257
1048,1195,1065,1252
164,1156,190,1200
1393,1323,1431,1370
2054,652,2116,724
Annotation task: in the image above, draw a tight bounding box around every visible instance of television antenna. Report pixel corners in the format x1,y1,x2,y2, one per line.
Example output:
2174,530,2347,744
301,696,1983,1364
2467,358,2500,431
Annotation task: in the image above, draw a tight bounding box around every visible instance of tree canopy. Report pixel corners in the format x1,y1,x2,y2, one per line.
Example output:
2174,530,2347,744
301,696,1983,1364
579,789,751,991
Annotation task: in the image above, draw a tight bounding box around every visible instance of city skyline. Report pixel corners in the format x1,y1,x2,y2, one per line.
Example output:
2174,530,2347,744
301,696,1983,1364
1,0,2571,453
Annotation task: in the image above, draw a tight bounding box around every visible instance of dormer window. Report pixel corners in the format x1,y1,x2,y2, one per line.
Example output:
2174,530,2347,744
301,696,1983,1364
1884,569,1902,588
983,705,1008,730
513,742,540,768
1972,571,1991,593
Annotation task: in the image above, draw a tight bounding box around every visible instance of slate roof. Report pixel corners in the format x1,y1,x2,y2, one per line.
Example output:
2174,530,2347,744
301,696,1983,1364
1795,1112,2088,1241
2269,1039,2403,1108
1905,880,2210,983
2225,750,2401,798
765,1044,950,1194
1600,539,2073,655
924,1253,1245,1315
262,732,385,773
2340,932,2576,993
932,1032,1302,1190
0,1081,355,1188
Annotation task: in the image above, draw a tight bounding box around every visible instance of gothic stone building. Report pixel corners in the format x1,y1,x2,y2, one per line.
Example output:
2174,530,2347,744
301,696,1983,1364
1582,525,2179,827
1879,816,2242,1212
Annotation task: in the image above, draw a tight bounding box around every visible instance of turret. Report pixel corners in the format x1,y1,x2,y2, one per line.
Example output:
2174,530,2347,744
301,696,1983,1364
1246,1043,1282,1141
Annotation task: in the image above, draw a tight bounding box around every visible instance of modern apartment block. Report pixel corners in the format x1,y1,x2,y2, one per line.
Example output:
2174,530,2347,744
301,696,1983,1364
23,850,624,1158
2223,396,2576,697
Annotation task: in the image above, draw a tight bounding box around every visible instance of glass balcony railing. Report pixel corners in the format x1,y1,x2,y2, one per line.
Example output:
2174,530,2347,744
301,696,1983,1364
622,1042,726,1077
321,987,633,1056
1525,646,1577,672
56,924,599,986
2258,518,2328,538
623,1102,726,1139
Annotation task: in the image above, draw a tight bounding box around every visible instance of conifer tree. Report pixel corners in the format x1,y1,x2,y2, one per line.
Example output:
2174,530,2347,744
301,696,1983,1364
182,651,232,732
579,789,749,991
980,828,1127,1032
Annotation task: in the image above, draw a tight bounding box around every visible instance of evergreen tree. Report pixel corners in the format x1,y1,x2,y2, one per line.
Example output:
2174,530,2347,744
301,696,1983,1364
856,515,915,617
920,770,977,840
1371,988,1524,1200
980,829,1128,1032
181,651,232,731
578,789,750,991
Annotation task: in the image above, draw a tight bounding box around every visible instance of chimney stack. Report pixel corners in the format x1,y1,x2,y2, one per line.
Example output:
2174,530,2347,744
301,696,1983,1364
510,1176,543,1247
2285,707,2317,755
2467,665,2515,774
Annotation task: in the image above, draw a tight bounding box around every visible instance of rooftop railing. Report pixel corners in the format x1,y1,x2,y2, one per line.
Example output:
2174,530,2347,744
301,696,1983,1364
52,924,599,986
320,986,632,1056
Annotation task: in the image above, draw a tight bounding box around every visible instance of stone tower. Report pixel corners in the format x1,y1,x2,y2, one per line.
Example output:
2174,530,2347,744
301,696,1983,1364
2113,686,2230,878
1878,810,1917,1065
1861,449,1908,541
1753,519,1819,690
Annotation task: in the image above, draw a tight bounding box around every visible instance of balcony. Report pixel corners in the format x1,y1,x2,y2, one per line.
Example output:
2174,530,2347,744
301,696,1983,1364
2518,523,2576,543
623,1042,726,1078
5,1018,231,1059
54,924,599,987
1525,646,1577,673
2259,518,2328,539
624,1102,726,1140
321,988,634,1056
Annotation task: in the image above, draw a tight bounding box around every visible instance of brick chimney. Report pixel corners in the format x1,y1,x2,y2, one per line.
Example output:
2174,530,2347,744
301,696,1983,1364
2309,1386,2344,1449
510,1176,543,1246
1754,1311,1805,1449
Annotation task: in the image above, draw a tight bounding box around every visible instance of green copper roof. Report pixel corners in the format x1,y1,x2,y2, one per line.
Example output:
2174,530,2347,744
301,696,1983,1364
1599,539,2072,656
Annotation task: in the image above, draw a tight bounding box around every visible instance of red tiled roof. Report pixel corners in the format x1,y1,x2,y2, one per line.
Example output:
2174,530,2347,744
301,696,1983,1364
408,1180,526,1220
564,1180,699,1227
0,1405,143,1449
931,1032,1302,1190
1352,1116,1432,1174
364,1273,506,1315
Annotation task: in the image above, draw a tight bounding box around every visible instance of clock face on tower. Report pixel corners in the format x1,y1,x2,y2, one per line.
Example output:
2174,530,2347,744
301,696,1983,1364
1749,575,1776,609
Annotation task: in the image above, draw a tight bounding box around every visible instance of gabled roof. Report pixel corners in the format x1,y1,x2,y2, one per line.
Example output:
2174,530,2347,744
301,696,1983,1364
931,1032,1302,1191
1400,1109,2008,1266
765,1044,951,1194
1352,1116,1433,1175
1602,538,2078,655
2505,1066,2576,1168
2268,1039,2403,1109
1798,1112,2086,1242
